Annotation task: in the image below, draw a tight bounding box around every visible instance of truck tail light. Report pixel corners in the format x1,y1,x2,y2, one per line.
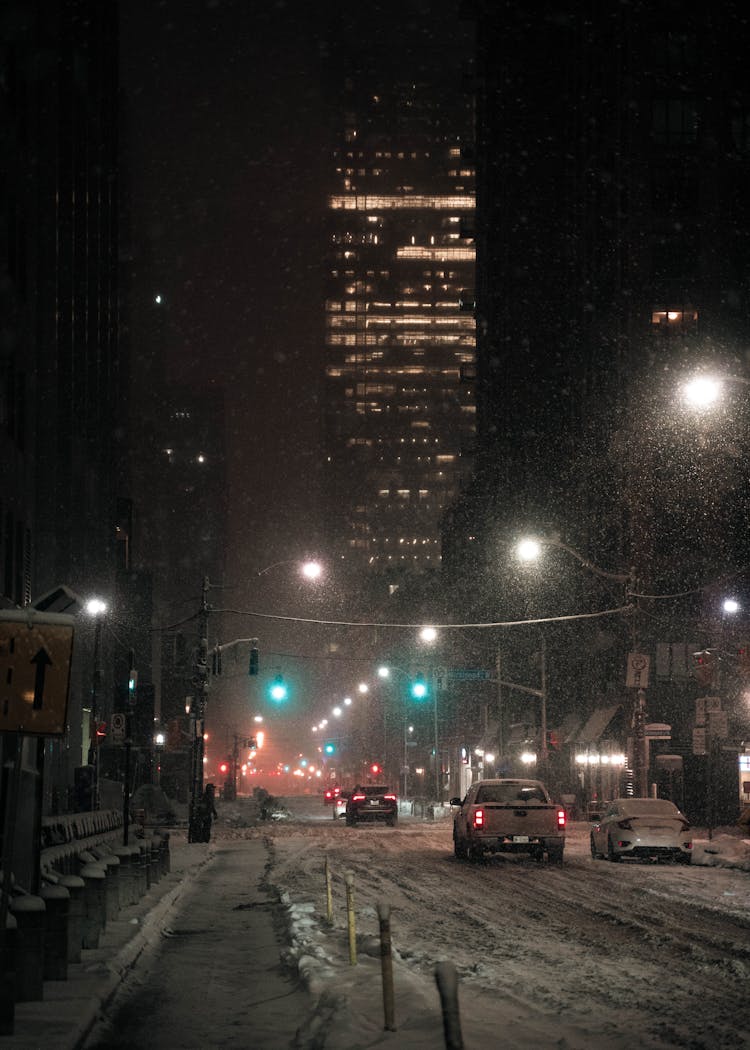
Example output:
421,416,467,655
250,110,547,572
557,809,566,828
473,808,484,829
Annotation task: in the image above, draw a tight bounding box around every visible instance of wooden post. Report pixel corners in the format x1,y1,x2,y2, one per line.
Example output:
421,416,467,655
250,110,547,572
345,871,357,965
435,961,463,1050
377,898,396,1031
324,856,333,923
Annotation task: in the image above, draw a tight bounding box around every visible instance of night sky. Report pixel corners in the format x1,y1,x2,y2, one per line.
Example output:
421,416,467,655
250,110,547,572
120,1,328,586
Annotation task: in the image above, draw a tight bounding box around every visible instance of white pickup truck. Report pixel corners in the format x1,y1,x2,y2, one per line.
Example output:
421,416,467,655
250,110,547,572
450,778,566,864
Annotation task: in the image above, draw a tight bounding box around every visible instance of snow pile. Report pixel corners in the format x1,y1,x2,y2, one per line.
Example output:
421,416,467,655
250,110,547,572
692,831,750,870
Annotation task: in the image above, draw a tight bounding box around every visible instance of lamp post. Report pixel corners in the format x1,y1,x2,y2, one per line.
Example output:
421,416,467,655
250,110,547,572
516,535,634,786
85,598,107,810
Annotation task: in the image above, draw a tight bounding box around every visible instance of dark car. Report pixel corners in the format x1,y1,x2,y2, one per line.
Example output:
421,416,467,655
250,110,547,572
345,784,398,826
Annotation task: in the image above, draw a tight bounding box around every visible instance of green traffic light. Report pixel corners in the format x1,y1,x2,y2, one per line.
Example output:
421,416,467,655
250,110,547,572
269,674,288,702
323,741,336,755
411,677,428,699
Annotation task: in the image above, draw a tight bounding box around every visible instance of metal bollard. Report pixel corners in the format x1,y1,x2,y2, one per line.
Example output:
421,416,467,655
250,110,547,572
435,961,464,1050
40,884,70,981
345,871,357,966
377,899,396,1032
324,856,333,924
79,863,106,949
9,895,46,1002
57,875,85,963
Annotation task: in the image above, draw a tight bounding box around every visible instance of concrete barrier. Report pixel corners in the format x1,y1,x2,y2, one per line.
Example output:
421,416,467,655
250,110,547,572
9,895,46,1002
40,884,69,981
79,863,106,950
0,913,17,1034
57,874,85,963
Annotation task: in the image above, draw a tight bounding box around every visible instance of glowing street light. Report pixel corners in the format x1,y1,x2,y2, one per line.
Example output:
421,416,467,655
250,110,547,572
682,375,724,410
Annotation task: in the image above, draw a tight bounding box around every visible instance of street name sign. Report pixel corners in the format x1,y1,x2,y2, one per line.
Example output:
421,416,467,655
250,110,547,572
626,652,650,689
111,713,126,743
0,610,75,735
645,723,671,739
448,669,491,681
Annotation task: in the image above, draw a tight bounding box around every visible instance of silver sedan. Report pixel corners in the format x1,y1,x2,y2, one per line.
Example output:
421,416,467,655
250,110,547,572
590,797,693,864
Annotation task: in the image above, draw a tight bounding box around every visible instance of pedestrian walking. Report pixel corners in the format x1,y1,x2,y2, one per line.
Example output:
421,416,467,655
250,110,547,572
197,782,218,842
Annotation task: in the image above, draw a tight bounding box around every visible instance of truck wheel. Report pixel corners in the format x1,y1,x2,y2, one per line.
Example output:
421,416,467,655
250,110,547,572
386,814,397,827
467,842,483,864
453,834,467,859
547,847,564,865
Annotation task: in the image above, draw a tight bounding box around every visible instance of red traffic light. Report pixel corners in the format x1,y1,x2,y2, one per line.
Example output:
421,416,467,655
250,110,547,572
219,761,229,775
370,763,380,775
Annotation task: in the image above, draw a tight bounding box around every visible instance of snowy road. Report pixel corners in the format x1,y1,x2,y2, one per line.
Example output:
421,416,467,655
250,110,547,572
258,795,750,1049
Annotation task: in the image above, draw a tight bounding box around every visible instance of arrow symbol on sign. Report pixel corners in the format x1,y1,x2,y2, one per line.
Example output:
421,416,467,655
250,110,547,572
31,649,53,710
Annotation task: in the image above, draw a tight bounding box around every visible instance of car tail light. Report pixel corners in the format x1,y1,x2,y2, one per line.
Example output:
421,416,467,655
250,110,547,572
384,794,397,801
325,790,333,800
473,807,484,829
557,809,566,828
616,819,633,830
351,792,366,802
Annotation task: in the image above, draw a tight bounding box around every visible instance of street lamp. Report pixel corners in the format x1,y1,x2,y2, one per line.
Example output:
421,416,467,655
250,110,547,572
256,558,323,580
514,535,632,784
85,597,108,810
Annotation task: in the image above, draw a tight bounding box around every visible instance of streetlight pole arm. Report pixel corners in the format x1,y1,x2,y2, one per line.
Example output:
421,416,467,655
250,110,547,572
549,539,630,584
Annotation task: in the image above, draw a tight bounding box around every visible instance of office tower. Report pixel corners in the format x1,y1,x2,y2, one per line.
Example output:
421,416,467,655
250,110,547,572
322,5,476,580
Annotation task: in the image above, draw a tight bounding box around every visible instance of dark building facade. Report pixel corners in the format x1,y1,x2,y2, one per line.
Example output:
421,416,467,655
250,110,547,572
0,0,127,879
444,2,750,815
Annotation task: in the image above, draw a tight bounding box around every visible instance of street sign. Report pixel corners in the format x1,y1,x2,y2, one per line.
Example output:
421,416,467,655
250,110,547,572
645,723,671,739
626,652,650,689
0,611,75,735
111,713,126,743
448,669,491,681
708,710,729,739
692,727,707,755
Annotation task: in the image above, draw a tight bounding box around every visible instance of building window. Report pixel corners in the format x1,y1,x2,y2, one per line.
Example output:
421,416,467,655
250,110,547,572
651,98,699,146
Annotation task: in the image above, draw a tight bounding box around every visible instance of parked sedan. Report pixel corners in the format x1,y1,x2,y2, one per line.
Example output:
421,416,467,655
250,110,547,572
590,797,692,864
345,785,398,826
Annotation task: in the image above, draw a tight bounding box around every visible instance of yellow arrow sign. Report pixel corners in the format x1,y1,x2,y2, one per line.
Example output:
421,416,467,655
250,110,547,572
0,613,75,735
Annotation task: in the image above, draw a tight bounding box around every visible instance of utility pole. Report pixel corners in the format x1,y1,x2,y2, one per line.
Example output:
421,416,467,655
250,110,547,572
188,576,210,842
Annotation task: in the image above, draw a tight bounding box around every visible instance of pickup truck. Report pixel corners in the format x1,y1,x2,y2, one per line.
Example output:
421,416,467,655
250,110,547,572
450,778,566,864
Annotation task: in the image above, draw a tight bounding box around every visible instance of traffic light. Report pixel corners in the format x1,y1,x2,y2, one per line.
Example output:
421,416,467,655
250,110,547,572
219,759,229,776
370,763,381,776
128,668,138,698
410,675,428,700
249,646,259,675
269,674,288,702
693,649,717,688
323,741,336,756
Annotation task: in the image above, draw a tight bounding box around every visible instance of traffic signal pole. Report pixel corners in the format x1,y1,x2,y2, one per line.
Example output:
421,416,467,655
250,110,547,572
188,576,210,843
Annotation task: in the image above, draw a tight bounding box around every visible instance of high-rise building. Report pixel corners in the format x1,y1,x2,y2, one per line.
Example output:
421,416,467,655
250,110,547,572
322,4,476,580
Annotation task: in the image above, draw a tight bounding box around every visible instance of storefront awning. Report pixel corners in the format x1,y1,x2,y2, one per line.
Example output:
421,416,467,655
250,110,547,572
575,704,622,745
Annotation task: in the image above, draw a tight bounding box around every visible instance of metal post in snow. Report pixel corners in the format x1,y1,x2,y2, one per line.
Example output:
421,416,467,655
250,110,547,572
435,961,463,1050
377,899,396,1031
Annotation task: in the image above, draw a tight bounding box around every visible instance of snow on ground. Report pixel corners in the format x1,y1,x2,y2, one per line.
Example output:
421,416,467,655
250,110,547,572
219,793,750,1050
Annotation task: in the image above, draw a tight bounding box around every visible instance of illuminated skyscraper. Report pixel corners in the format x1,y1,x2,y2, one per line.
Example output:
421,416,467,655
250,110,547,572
323,15,476,576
